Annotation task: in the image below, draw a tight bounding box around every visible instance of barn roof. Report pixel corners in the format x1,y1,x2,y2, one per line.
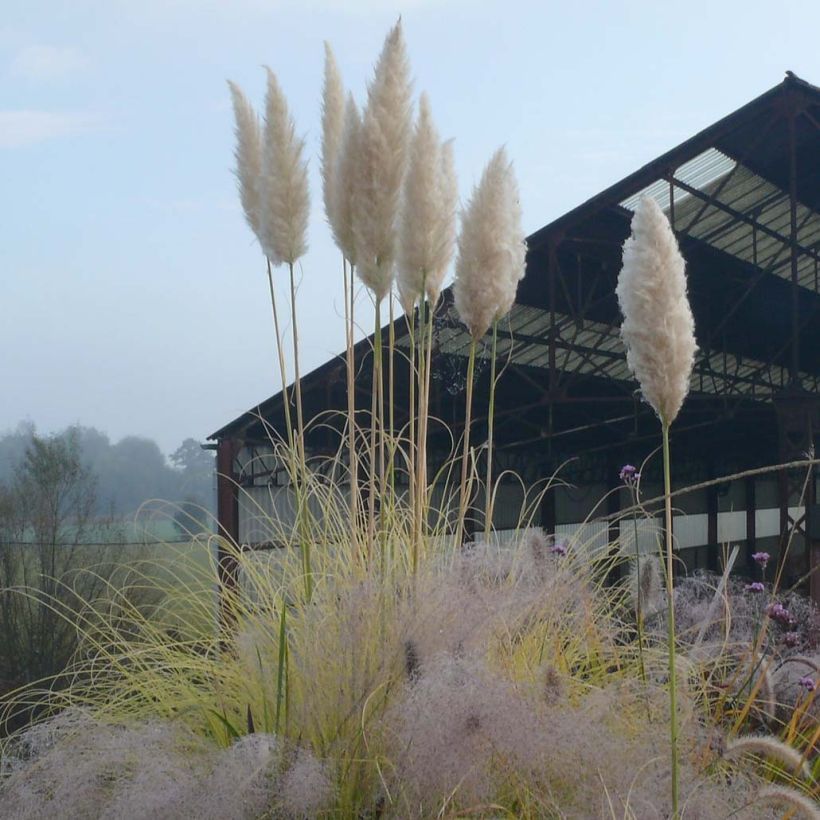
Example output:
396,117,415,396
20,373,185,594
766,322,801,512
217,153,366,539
211,72,820,456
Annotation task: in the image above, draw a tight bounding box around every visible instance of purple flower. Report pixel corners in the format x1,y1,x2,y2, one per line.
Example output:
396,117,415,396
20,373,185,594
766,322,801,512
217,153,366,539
745,582,765,593
784,631,800,648
798,675,816,692
752,551,770,569
619,464,640,483
549,539,568,557
765,602,792,625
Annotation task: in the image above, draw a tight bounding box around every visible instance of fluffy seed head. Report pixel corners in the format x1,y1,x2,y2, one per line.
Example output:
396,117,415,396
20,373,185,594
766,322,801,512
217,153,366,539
724,734,811,780
321,43,345,240
454,147,527,340
616,197,696,424
397,94,458,309
227,81,263,244
331,95,361,265
352,20,413,300
757,786,820,819
259,68,310,265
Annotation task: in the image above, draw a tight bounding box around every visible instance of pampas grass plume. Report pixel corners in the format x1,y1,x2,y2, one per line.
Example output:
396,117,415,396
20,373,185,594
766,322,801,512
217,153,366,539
616,197,696,424
397,93,457,308
331,95,361,265
227,81,263,244
321,43,345,239
259,68,310,266
454,147,527,340
352,20,412,300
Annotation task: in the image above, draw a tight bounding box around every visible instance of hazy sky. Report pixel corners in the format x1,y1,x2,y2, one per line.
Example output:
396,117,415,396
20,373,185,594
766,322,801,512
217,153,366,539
3,0,819,456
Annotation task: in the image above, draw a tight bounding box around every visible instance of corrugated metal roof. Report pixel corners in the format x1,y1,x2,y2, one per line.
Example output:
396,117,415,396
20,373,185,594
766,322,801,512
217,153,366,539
620,149,820,294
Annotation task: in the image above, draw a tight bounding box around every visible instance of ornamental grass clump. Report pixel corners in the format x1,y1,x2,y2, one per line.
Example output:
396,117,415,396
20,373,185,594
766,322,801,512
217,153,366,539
616,195,697,818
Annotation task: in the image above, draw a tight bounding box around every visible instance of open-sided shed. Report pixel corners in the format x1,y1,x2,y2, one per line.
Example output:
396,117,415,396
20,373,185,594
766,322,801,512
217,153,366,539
210,72,820,600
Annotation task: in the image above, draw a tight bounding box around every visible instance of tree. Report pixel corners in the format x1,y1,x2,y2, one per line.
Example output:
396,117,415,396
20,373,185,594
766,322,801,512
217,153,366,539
0,433,137,733
170,438,215,520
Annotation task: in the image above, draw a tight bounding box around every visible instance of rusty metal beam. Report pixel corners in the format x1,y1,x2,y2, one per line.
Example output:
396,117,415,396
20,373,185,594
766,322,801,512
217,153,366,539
668,174,820,267
789,103,801,382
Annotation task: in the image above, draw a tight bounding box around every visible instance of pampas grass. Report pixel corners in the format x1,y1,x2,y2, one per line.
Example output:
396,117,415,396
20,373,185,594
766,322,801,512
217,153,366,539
616,195,698,819
259,68,310,266
227,81,263,244
616,196,696,426
331,95,361,266
321,42,345,238
353,20,412,301
453,146,526,543
453,146,527,342
397,93,457,308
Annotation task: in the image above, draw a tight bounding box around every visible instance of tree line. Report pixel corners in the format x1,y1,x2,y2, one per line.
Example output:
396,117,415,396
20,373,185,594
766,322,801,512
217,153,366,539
0,422,214,519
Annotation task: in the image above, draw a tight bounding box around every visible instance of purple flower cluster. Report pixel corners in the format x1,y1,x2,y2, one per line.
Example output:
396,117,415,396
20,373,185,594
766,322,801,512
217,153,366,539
549,539,568,557
765,601,797,628
751,551,770,569
745,582,765,593
783,631,800,648
619,464,640,483
798,675,816,693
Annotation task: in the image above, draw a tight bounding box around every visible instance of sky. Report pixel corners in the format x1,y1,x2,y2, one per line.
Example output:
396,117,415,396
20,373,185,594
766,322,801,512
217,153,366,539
2,0,819,457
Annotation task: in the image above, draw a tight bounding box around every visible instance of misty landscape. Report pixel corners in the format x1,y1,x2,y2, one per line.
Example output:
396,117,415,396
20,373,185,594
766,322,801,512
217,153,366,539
2,2,820,818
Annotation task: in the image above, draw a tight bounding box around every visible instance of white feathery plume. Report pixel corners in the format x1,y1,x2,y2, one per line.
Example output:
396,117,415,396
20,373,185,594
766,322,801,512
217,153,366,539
352,20,413,301
321,43,345,237
616,197,696,425
453,147,527,340
227,81,263,244
331,94,360,265
259,67,310,266
398,94,457,309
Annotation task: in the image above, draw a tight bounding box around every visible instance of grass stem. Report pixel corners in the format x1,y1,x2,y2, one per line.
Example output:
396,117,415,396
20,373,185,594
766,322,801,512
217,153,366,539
662,419,679,820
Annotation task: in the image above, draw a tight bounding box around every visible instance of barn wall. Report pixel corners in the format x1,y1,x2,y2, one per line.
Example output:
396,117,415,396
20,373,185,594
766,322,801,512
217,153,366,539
231,445,795,576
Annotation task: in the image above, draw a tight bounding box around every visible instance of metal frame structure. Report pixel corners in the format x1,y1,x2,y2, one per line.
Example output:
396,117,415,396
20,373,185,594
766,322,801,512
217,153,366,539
210,73,820,601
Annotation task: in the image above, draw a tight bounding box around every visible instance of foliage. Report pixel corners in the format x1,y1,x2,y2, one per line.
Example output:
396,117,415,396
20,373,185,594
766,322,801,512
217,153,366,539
0,434,162,735
0,424,214,518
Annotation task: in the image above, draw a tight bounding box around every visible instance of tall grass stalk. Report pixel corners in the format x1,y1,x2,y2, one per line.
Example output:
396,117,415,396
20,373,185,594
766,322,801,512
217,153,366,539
266,258,294,450
484,319,499,539
457,338,477,546
661,419,679,819
288,261,313,599
367,298,386,565
405,303,418,572
343,258,359,551
388,294,396,498
414,292,435,563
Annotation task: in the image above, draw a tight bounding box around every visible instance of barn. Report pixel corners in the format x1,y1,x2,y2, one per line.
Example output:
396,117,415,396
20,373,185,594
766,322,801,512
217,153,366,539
209,72,820,601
